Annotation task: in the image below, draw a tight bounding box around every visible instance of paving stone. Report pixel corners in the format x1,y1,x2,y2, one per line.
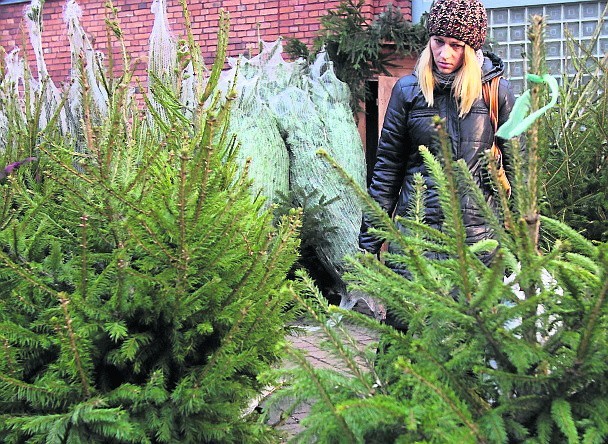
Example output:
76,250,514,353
266,317,380,440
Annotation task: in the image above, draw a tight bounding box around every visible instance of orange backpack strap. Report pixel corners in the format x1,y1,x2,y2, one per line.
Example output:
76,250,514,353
483,76,512,197
482,75,501,133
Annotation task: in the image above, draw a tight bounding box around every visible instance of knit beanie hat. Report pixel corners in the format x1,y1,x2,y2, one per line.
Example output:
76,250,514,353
427,0,488,51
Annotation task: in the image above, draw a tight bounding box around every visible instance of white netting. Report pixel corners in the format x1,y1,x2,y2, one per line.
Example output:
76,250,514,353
222,39,371,311
308,51,366,201
149,0,177,84
268,85,363,293
306,51,377,312
25,0,67,133
180,61,196,118
147,0,178,121
0,49,24,152
2,48,24,96
229,89,290,209
64,0,109,149
218,44,293,210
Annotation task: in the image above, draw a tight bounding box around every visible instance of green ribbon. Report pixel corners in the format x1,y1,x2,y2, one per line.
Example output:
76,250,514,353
496,73,559,139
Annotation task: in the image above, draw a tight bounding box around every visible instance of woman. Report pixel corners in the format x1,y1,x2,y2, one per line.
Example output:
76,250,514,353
359,0,517,269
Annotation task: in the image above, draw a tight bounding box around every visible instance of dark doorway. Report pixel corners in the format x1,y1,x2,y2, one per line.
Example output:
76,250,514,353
364,79,379,187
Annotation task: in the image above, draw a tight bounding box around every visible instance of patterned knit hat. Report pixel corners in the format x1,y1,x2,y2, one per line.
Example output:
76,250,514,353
427,0,488,51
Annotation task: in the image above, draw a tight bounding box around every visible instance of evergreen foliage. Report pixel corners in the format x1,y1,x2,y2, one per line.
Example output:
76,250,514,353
272,16,608,443
284,0,428,112
539,6,608,243
0,6,301,443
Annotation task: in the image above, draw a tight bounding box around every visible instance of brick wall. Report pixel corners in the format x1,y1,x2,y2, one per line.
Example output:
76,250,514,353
0,0,413,84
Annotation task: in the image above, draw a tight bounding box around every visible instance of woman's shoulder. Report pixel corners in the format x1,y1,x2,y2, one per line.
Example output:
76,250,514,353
395,74,419,88
392,74,420,99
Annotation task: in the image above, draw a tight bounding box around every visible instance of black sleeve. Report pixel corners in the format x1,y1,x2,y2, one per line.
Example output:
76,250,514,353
359,79,411,254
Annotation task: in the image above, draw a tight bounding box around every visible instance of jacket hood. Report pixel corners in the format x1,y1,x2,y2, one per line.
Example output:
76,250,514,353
481,52,506,82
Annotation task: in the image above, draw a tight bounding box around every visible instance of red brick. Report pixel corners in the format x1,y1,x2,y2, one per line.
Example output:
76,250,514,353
1,0,412,82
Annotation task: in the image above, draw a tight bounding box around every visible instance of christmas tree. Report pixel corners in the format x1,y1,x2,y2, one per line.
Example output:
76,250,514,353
271,16,608,443
0,6,301,443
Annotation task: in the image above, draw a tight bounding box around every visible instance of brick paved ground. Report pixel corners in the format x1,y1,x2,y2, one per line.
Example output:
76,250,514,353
264,316,380,440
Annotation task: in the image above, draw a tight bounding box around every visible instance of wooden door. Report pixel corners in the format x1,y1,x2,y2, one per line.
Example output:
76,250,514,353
377,75,399,134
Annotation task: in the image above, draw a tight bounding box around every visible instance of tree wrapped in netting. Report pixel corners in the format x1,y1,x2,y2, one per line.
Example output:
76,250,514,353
268,81,364,305
269,16,608,443
0,3,301,443
64,0,110,141
218,40,293,210
219,39,369,311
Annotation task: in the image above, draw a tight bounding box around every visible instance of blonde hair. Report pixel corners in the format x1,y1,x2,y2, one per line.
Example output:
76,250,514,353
415,42,483,117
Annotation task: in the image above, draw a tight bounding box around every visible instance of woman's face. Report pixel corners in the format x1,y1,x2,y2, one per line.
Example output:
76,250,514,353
430,36,466,74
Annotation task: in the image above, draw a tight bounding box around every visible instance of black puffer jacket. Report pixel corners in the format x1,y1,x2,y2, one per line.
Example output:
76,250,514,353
359,53,517,256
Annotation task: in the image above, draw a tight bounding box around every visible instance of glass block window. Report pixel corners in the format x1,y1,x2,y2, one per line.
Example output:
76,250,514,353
487,1,608,95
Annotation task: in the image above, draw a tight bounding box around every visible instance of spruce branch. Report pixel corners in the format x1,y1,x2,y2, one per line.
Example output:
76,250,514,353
58,293,91,399
290,271,375,392
287,347,360,443
454,159,510,247
576,259,608,365
316,149,404,251
551,398,579,443
414,345,492,416
176,148,190,293
39,144,148,216
523,15,547,253
0,249,60,298
395,357,485,443
200,10,229,107
126,218,179,264
423,120,472,300
178,0,204,85
193,303,252,387
540,216,597,259
78,214,89,300
2,338,16,376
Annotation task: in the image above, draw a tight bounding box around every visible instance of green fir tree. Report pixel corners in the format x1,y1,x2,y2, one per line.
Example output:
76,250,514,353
0,7,301,444
270,16,608,443
539,4,608,243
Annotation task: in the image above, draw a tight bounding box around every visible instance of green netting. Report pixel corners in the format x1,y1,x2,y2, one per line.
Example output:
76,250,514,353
308,51,366,198
217,50,291,209
228,86,290,209
268,85,362,283
221,40,371,310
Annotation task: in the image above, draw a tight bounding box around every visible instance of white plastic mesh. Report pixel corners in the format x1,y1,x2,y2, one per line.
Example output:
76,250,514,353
147,0,178,122
308,51,366,196
25,0,67,133
306,51,376,312
218,53,290,210
0,49,24,152
225,39,371,312
149,0,177,84
2,48,24,97
63,0,109,151
180,61,196,118
230,89,290,209
64,0,109,125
